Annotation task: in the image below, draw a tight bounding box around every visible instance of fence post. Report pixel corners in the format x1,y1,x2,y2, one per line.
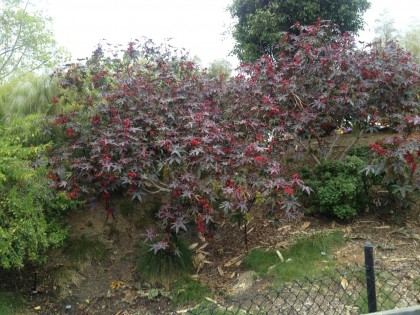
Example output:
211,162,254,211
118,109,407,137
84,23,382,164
364,242,377,313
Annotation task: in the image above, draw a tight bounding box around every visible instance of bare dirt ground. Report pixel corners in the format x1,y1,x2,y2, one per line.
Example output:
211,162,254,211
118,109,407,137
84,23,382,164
6,199,418,315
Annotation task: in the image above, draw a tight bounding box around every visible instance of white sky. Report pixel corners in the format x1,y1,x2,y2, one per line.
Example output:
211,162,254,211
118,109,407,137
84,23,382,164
36,0,420,69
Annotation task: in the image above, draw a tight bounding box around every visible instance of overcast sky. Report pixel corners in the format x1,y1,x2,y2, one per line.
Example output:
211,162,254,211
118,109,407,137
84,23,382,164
39,0,420,69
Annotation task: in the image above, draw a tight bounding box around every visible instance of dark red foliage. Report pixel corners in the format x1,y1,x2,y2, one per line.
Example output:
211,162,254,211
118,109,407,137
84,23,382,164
48,23,419,252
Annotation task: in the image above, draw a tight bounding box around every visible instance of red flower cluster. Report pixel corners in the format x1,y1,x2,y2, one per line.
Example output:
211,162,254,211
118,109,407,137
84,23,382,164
52,114,69,126
284,186,294,196
369,142,386,156
196,214,205,235
127,171,137,179
66,187,80,199
123,118,131,132
66,128,75,137
171,189,181,198
225,178,234,188
404,152,417,174
255,156,266,164
190,138,201,146
91,115,101,125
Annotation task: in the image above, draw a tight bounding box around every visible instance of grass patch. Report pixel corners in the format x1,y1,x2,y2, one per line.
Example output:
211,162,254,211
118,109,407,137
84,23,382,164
0,292,23,315
63,235,108,265
243,230,345,286
172,277,212,307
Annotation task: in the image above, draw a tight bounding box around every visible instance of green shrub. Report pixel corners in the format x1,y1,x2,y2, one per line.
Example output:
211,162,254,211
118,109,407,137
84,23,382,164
0,115,80,269
301,156,372,219
347,145,371,161
0,114,52,147
137,237,193,288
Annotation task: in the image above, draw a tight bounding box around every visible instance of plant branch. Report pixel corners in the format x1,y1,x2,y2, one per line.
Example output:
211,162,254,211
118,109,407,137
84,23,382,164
339,129,364,160
325,131,341,161
295,137,321,165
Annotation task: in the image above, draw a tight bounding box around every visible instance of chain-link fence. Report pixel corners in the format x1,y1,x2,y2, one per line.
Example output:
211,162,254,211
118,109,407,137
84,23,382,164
176,244,419,315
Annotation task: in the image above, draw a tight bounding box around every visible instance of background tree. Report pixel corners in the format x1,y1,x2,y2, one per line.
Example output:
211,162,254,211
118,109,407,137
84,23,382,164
228,0,371,62
206,59,232,81
0,0,67,82
0,73,59,118
400,20,420,63
373,9,398,46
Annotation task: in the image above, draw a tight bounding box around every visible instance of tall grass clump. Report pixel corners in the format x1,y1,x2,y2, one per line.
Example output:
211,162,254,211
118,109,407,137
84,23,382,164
137,237,193,288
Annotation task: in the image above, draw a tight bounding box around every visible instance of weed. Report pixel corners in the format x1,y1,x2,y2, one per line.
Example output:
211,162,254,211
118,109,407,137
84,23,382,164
137,284,172,301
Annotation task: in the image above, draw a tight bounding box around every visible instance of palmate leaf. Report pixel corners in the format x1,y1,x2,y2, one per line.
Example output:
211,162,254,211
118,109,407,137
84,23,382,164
142,228,156,242
362,164,376,176
219,201,233,212
131,189,146,202
180,189,194,200
189,147,203,157
203,213,214,224
149,241,168,254
237,200,249,213
112,163,123,172
409,115,420,125
301,185,313,195
391,184,413,198
180,173,196,182
281,196,300,212
171,215,187,234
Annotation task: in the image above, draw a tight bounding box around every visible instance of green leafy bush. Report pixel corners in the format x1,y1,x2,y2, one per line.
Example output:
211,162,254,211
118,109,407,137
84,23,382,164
0,115,79,269
301,156,372,219
0,114,52,146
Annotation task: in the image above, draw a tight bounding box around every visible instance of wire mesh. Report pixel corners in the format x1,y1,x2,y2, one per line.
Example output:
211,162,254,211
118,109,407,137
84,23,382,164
174,259,419,315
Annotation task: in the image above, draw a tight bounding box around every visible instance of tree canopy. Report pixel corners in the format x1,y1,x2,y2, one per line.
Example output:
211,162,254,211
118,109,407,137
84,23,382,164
0,0,67,82
228,0,371,62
